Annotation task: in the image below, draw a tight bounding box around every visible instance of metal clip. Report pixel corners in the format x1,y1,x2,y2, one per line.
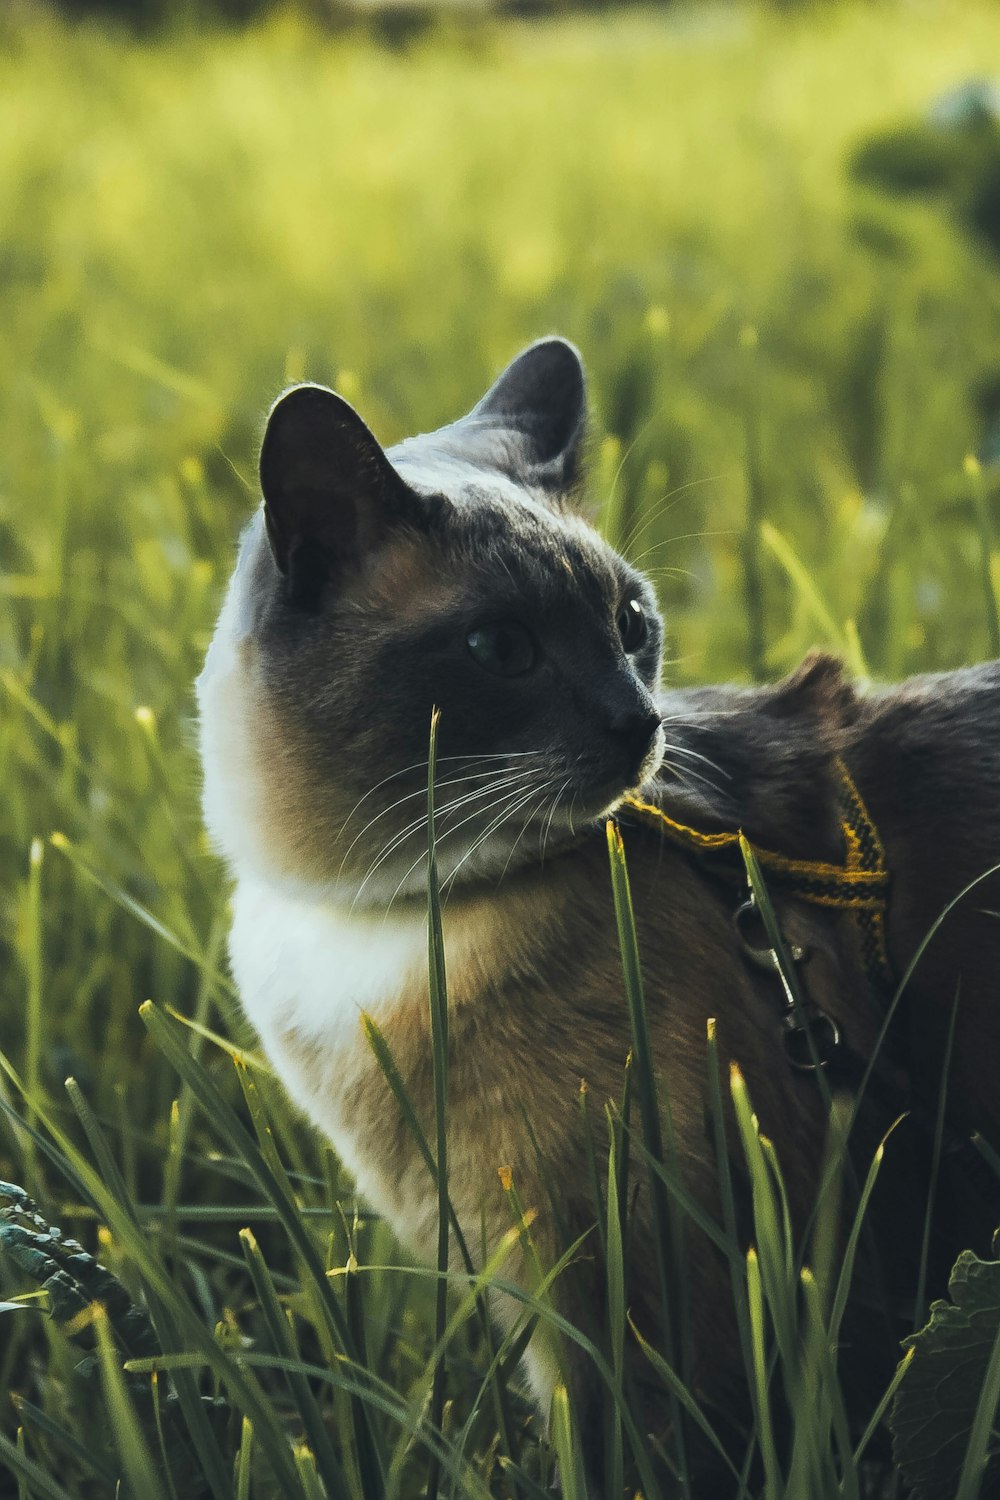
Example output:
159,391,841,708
733,894,807,971
733,892,841,1072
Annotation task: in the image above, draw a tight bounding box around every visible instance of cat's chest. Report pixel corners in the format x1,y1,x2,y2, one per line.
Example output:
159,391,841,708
229,875,429,1054
228,871,541,1227
227,866,576,1241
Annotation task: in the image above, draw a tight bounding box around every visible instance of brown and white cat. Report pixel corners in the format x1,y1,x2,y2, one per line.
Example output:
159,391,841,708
197,339,1000,1488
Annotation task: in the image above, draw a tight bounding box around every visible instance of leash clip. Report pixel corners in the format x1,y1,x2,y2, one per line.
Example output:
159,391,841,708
733,894,841,1073
733,895,807,971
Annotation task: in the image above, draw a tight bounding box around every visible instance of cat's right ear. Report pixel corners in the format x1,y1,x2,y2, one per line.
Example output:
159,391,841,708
259,383,415,598
471,337,588,493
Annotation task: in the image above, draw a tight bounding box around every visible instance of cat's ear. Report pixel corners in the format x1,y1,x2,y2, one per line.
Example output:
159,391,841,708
470,337,587,492
260,383,415,593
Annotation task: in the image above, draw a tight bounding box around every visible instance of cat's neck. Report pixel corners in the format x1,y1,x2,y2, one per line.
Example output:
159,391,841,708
228,849,581,1050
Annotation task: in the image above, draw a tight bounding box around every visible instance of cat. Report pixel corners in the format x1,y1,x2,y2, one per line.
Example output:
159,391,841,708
197,338,1000,1492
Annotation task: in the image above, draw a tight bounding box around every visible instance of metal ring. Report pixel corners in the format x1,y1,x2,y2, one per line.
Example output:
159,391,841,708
781,1010,841,1072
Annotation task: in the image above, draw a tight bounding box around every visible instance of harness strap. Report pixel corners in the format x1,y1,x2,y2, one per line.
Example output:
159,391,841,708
621,759,999,1238
622,756,893,991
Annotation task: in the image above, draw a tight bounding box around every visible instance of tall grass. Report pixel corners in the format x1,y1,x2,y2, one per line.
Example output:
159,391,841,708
3,763,984,1496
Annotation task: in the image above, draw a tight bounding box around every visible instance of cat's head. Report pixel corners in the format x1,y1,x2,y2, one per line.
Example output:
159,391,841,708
197,338,665,904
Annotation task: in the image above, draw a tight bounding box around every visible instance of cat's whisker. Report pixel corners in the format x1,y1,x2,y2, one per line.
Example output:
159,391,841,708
625,538,699,573
435,771,545,839
439,778,555,889
658,527,737,547
336,751,548,840
566,789,579,841
434,750,549,761
605,410,664,540
634,562,699,581
341,768,530,864
618,479,725,557
660,738,731,782
660,758,727,806
440,778,555,897
336,765,540,879
618,472,728,559
364,774,534,884
352,771,543,911
497,782,559,885
336,760,430,839
661,705,755,725
350,813,433,906
357,767,542,867
385,777,551,918
440,778,552,877
539,777,572,868
496,552,520,593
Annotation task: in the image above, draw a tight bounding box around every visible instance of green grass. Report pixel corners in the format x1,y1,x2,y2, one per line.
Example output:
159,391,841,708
4,1,1000,1494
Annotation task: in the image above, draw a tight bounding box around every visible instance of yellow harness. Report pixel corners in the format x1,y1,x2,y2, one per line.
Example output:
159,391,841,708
622,757,893,990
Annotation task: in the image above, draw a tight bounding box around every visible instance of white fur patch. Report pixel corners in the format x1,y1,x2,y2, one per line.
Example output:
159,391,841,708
195,551,265,876
230,874,427,1050
228,872,432,1213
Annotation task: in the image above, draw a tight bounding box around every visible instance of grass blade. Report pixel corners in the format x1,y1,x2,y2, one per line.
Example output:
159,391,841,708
549,1385,586,1500
853,1348,914,1468
64,1076,136,1225
139,1003,357,1365
912,984,961,1331
23,839,44,1192
11,1396,120,1488
730,1064,796,1371
738,835,832,1105
234,1057,384,1500
234,1417,253,1500
759,519,846,656
240,1228,352,1500
0,1430,75,1500
605,818,689,1494
425,707,450,1500
828,1125,895,1348
746,1247,781,1500
741,361,767,683
93,1303,169,1500
954,1308,1000,1500
627,1315,741,1483
705,1018,754,1386
605,1126,625,1500
964,453,1000,658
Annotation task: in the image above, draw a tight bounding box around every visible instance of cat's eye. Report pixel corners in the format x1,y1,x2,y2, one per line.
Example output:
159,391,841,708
617,598,647,654
467,621,536,677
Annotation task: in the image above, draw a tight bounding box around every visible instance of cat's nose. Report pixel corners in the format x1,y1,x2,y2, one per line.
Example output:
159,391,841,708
608,706,662,766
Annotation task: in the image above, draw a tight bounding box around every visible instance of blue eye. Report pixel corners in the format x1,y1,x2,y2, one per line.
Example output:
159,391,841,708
617,598,647,653
467,621,536,677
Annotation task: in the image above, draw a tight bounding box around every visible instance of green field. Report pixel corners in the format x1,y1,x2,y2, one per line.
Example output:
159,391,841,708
3,2,1000,1495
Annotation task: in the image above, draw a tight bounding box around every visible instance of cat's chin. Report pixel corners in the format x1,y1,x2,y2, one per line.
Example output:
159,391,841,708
556,723,667,827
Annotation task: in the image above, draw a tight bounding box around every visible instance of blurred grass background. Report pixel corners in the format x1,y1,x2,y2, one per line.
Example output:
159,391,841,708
4,0,1000,1491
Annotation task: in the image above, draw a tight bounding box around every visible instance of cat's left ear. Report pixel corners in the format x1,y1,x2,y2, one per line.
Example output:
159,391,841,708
260,383,419,599
469,337,587,494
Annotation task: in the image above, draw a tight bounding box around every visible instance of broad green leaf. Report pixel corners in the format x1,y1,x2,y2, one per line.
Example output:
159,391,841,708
891,1249,1000,1500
